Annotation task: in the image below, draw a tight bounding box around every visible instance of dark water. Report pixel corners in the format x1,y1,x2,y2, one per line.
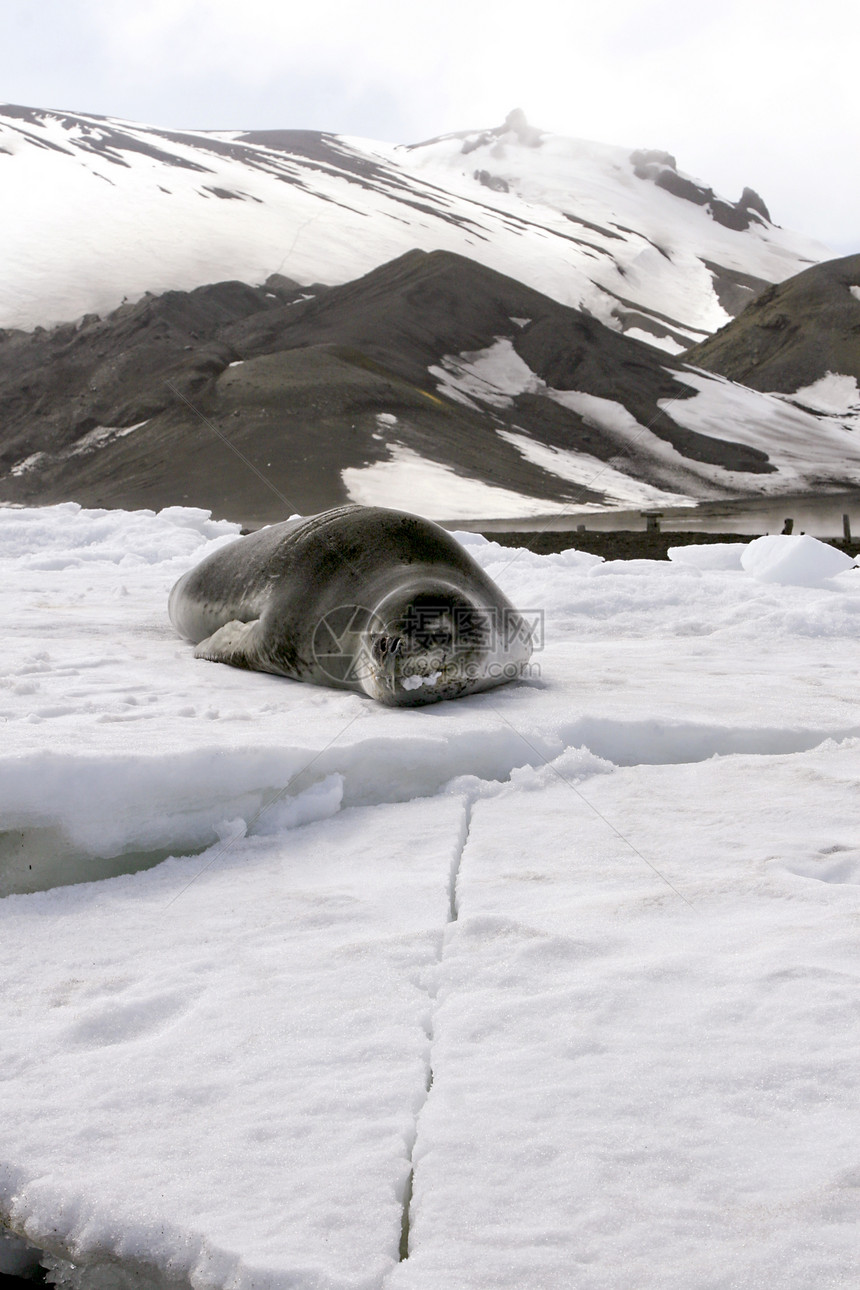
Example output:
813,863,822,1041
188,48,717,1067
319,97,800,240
455,492,860,539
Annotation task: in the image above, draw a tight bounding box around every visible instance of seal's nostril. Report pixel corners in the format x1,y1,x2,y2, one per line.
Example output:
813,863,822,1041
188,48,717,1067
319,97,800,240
372,635,403,662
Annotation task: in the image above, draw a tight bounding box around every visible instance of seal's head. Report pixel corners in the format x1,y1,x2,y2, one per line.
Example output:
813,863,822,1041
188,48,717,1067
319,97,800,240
360,582,532,706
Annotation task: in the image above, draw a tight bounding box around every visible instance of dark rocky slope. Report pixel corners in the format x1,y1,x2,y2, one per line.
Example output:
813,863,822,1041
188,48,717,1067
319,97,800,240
685,253,860,393
0,250,788,524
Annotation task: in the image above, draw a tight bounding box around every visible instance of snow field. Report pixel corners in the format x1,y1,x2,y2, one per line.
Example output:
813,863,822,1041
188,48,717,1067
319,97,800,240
341,444,597,521
791,372,860,416
393,748,860,1289
1,503,860,1289
419,337,860,506
661,369,860,490
0,796,466,1290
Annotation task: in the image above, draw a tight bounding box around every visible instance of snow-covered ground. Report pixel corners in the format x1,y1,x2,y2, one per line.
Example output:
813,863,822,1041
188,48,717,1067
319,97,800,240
2,503,860,1290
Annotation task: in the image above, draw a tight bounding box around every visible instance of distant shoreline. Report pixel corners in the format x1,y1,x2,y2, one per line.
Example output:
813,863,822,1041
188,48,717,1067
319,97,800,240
480,529,860,562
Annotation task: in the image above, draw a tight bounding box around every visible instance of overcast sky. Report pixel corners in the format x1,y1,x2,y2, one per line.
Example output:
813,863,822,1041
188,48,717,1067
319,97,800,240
4,0,858,254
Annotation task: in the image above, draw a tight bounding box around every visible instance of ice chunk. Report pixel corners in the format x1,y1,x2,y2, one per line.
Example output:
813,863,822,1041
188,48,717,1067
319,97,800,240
740,534,855,587
450,529,489,548
668,542,748,570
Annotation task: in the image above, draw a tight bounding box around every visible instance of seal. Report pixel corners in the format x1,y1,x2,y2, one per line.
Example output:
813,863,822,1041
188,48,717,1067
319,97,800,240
168,505,534,707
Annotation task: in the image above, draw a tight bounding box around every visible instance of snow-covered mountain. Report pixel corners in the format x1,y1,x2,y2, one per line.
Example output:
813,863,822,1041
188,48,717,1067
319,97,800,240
3,102,857,524
0,104,825,352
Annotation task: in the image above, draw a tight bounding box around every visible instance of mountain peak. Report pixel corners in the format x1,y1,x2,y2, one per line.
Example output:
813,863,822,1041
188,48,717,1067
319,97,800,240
457,108,544,156
501,108,543,146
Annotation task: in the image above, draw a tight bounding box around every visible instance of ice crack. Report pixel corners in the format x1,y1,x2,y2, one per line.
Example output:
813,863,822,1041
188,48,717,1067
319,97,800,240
399,795,473,1263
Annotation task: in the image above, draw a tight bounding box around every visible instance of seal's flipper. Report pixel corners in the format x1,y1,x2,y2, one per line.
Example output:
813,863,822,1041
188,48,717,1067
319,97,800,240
194,619,262,670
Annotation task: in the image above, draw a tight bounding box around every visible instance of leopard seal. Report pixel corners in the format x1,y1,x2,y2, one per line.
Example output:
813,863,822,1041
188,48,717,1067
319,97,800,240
168,505,534,706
